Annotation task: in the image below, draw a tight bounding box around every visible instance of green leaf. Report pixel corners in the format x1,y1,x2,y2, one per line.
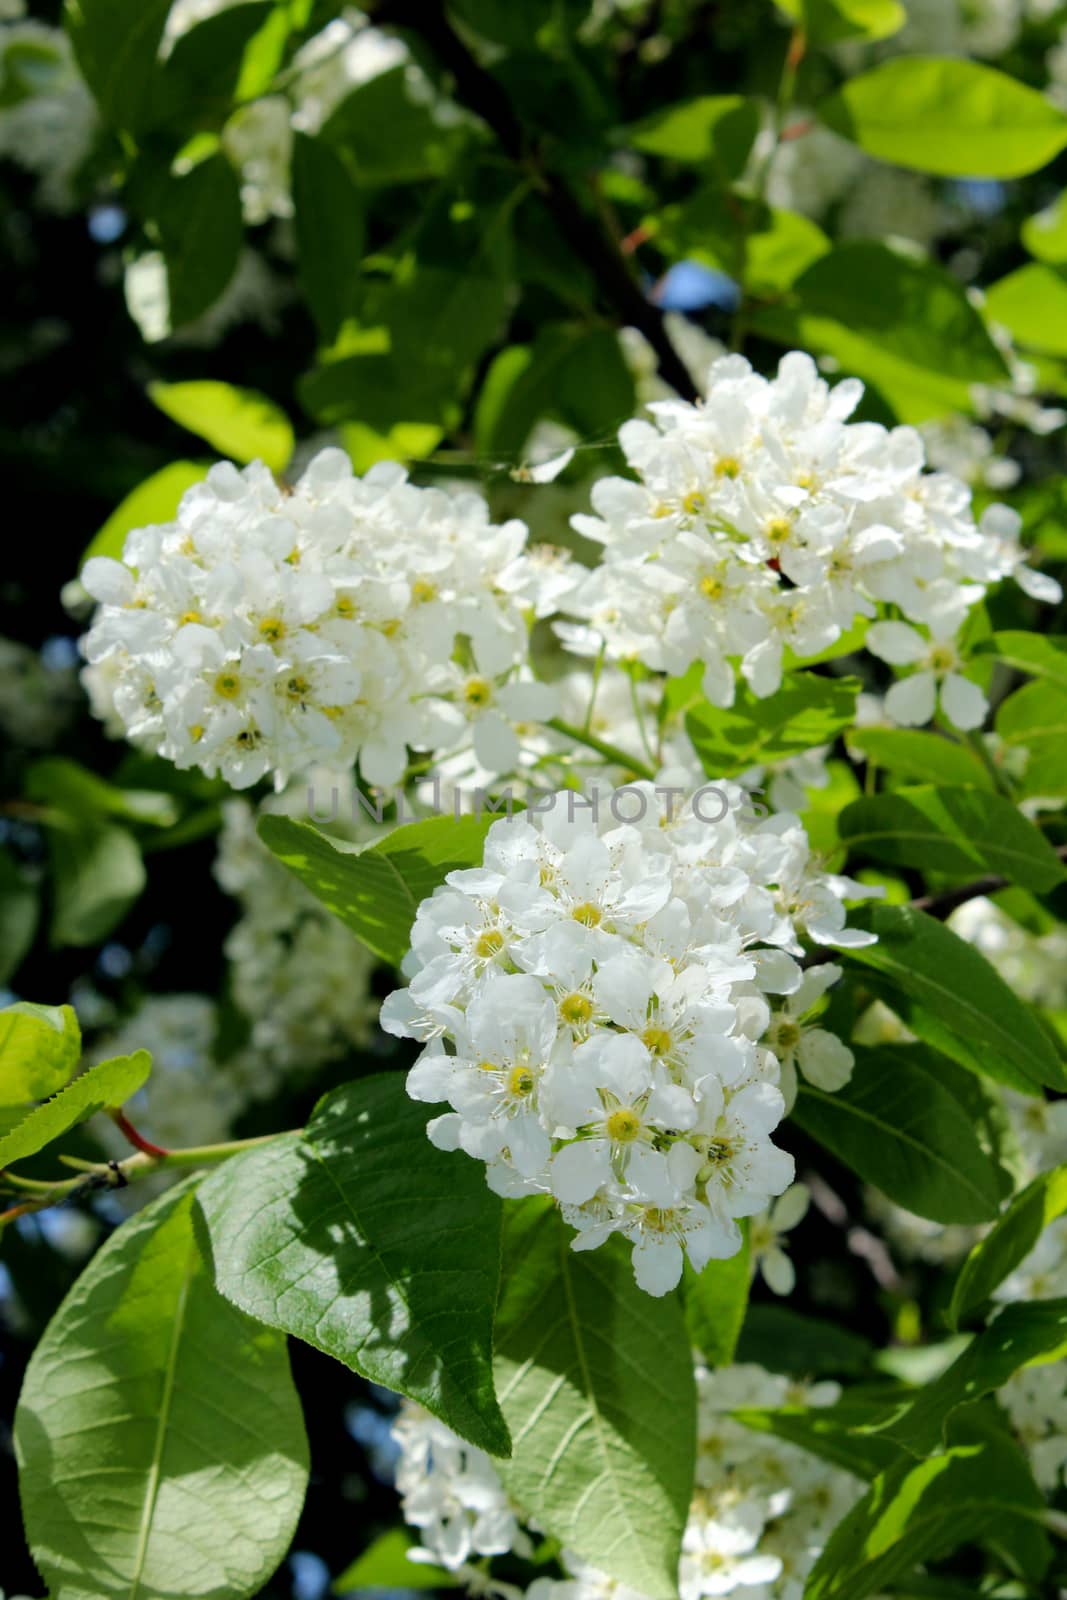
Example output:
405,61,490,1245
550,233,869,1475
64,0,172,134
837,786,1067,894
1022,189,1067,264
292,132,365,345
15,1180,308,1600
81,461,209,566
150,152,243,329
655,189,828,295
45,818,146,947
792,1045,1002,1224
978,629,1067,690
626,96,758,176
683,1226,750,1367
257,812,496,966
736,1303,872,1376
950,1165,1067,1328
148,380,293,473
984,263,1067,357
493,1202,694,1599
842,904,1067,1094
0,847,39,985
684,672,859,778
847,728,992,790
804,1417,1049,1599
733,1399,903,1479
322,66,461,185
817,56,1067,178
334,1528,458,1594
0,1002,81,1107
995,679,1067,798
776,0,905,43
197,1075,510,1456
875,1299,1067,1457
0,1051,150,1170
28,757,181,829
752,242,1009,423
475,323,635,458
151,2,284,130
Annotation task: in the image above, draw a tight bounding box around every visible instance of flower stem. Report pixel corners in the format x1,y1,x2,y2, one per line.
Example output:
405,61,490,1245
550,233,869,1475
547,718,656,781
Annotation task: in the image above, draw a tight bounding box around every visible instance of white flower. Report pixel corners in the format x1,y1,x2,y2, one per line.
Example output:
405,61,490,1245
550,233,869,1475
867,617,988,730
385,786,863,1295
392,1403,528,1570
762,965,854,1110
748,1184,810,1296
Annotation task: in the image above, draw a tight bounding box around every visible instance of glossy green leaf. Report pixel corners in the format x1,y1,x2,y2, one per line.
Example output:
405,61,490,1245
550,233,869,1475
995,679,1067,799
683,1224,749,1367
792,1045,1002,1224
45,818,146,947
493,1202,695,1599
685,672,859,777
776,0,905,43
626,95,759,176
0,1001,81,1107
81,461,208,566
292,132,365,345
847,728,992,789
151,2,278,130
28,757,180,829
0,1051,150,1170
843,904,1067,1094
805,1417,1049,1599
735,1303,873,1376
148,380,294,473
1022,189,1067,263
65,0,172,133
0,848,39,986
257,812,496,966
334,1528,458,1593
322,66,461,185
197,1075,509,1456
984,263,1067,356
655,189,829,295
875,1298,1067,1457
733,1398,902,1480
838,786,1067,893
16,1180,308,1599
475,323,635,458
817,56,1067,177
978,629,1067,690
151,153,243,329
950,1165,1067,1328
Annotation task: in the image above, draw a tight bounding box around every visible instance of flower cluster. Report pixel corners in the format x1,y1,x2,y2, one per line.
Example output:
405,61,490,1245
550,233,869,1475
559,351,1057,728
0,12,97,211
391,1363,864,1600
81,448,560,790
383,785,873,1294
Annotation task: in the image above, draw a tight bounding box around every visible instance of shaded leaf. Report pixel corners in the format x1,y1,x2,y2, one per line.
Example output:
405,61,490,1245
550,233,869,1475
293,132,365,345
950,1165,1067,1328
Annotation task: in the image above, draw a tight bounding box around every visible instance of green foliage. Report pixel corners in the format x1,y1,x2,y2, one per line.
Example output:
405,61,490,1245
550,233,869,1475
0,1001,81,1106
817,55,1067,177
257,812,497,965
197,1075,510,1455
0,850,39,985
683,1228,750,1367
775,0,905,43
64,0,172,134
0,1051,150,1170
950,1165,1067,1327
984,262,1067,356
494,1202,695,1598
847,729,993,789
148,380,294,473
625,95,759,175
682,671,859,777
147,153,244,330
475,323,635,458
334,1528,459,1593
978,628,1067,689
792,1044,1003,1224
995,679,1067,797
735,1304,873,1376
843,904,1067,1094
15,1180,308,1599
838,785,1067,893
292,132,366,345
731,1398,903,1479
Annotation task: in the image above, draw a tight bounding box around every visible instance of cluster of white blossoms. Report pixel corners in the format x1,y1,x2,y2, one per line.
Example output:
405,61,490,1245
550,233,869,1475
382,785,874,1295
213,774,381,1076
0,11,97,211
80,448,561,790
559,352,1059,731
391,1364,864,1600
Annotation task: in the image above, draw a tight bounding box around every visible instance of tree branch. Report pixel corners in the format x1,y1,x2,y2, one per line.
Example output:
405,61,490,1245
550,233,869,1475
367,0,700,402
909,843,1067,921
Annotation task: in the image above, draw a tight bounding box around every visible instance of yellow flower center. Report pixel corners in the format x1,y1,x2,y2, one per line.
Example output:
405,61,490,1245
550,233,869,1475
508,1064,535,1097
766,517,792,544
179,609,201,626
795,470,815,490
336,595,356,617
683,490,706,515
189,723,204,742
560,993,594,1025
714,455,741,479
286,675,311,700
214,671,241,700
699,574,723,600
642,1025,673,1057
606,1107,642,1143
475,929,505,958
477,1060,497,1073
929,645,955,673
463,677,492,708
258,615,286,642
412,579,437,603
572,902,602,927
770,1020,801,1054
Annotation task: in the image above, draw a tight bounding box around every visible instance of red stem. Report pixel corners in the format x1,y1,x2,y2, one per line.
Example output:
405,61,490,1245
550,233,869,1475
109,1109,170,1159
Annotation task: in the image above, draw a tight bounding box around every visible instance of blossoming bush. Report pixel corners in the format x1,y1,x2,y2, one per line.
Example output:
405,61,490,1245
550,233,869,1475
4,2,1067,1598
